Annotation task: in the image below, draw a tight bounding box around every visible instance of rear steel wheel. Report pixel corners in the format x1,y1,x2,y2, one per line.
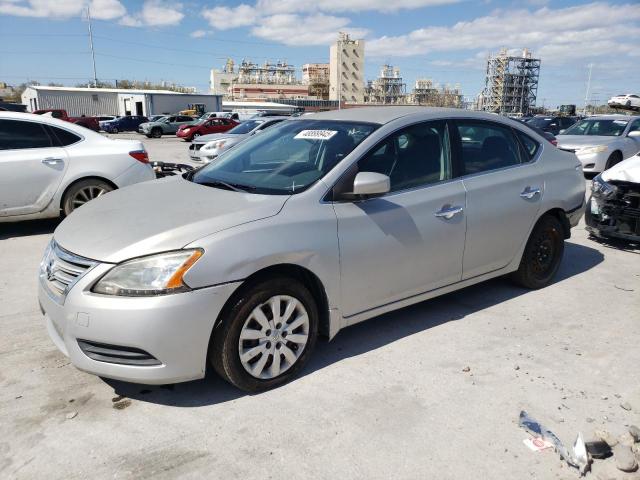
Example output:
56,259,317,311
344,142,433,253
511,215,564,289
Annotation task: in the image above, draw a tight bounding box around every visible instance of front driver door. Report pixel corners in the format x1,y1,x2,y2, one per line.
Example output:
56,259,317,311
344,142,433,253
0,119,68,217
333,121,467,319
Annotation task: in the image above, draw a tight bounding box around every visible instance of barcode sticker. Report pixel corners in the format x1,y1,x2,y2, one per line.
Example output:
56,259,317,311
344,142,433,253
294,130,338,140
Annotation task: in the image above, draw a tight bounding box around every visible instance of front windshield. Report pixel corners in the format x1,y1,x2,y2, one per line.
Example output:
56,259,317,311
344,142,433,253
153,116,168,123
191,120,377,195
562,119,628,136
228,120,264,134
527,117,552,128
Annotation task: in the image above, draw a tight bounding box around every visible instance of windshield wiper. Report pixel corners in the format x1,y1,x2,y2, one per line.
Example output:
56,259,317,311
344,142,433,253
199,180,256,192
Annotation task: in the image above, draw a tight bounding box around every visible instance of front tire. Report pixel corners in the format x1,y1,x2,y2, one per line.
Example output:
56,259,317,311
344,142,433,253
209,277,318,392
511,215,564,289
62,179,114,216
151,128,162,138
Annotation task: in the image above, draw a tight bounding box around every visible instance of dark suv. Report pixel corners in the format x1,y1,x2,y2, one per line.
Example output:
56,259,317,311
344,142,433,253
526,116,576,136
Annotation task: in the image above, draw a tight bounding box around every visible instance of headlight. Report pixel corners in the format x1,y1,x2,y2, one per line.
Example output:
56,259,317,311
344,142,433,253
580,145,608,154
203,140,225,151
182,128,191,133
92,249,203,296
591,174,617,198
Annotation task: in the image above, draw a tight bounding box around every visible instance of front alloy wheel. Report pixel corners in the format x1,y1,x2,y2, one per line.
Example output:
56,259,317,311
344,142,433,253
238,295,310,380
210,277,318,392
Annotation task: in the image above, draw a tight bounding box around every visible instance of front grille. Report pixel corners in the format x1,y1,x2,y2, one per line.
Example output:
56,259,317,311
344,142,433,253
78,339,161,366
190,143,203,151
40,241,96,304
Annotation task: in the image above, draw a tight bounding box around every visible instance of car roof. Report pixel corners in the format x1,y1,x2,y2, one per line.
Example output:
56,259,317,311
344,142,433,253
0,111,92,133
583,115,634,120
295,106,507,125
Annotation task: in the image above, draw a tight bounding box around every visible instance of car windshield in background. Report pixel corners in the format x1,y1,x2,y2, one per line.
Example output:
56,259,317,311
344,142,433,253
562,119,628,136
191,120,377,195
228,120,264,134
527,117,553,128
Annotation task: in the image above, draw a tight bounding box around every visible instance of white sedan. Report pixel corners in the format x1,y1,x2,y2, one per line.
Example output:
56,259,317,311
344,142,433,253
0,112,155,222
608,94,640,111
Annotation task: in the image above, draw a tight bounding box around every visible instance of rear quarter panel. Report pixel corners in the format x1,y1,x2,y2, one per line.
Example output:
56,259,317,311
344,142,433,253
538,144,586,217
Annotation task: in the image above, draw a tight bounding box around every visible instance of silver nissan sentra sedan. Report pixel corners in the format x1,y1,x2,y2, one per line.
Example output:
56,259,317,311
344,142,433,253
39,107,585,392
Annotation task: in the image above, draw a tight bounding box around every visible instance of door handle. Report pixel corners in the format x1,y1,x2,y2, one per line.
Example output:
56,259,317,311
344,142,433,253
520,187,541,199
434,205,464,219
42,157,64,166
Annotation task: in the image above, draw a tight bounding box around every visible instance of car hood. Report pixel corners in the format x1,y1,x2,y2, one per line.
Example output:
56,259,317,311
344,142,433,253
556,135,618,149
139,122,162,128
54,177,289,263
602,155,640,183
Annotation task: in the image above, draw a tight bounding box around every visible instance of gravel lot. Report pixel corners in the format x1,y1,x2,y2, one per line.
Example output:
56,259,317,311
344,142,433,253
1,136,639,479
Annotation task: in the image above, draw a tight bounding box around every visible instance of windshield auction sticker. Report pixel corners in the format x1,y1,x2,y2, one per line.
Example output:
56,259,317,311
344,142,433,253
294,130,338,140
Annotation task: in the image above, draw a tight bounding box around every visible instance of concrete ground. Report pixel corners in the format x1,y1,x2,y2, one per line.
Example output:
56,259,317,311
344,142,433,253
1,137,639,479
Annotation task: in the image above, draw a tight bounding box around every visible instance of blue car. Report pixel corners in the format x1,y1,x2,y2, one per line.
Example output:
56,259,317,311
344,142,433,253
101,115,149,133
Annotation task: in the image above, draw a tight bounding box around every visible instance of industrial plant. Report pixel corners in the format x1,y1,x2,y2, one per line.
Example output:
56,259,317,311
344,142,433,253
478,48,541,115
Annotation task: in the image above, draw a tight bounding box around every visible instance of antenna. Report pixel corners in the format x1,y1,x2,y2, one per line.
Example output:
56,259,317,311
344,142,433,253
86,7,98,87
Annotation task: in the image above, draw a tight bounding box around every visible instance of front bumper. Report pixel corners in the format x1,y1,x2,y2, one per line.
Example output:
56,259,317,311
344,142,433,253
575,151,609,173
39,258,241,384
586,189,640,242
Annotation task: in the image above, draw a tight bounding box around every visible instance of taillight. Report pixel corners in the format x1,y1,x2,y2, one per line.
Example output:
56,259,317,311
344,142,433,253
129,150,149,164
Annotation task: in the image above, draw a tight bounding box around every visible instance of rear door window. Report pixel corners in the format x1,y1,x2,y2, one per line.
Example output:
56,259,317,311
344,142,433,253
0,119,54,150
454,121,522,175
515,130,540,162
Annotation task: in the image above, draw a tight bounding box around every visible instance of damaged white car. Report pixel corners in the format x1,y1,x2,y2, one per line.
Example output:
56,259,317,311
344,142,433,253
586,153,640,242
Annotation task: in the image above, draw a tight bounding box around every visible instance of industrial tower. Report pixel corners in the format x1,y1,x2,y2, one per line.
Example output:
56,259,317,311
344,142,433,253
481,49,541,115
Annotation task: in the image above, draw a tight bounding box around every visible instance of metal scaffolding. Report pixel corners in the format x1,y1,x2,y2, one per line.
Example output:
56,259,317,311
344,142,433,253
481,48,540,115
365,65,406,104
237,60,299,85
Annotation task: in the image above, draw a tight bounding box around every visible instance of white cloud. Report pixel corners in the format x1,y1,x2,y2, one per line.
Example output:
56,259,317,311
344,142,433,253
366,2,640,66
0,0,125,18
255,0,459,14
251,13,368,45
190,29,210,38
121,0,184,27
202,4,258,30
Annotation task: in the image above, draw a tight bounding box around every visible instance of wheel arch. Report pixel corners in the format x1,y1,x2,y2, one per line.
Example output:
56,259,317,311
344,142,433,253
215,263,331,338
539,207,571,239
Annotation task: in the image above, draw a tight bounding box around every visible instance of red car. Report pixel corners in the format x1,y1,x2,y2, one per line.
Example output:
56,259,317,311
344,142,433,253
176,117,238,141
33,109,100,131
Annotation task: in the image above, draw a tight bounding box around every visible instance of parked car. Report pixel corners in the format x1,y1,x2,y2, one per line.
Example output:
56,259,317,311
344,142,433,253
176,117,238,141
101,115,149,134
138,115,194,138
526,115,576,136
515,119,558,146
33,109,100,132
38,107,585,391
198,111,240,121
556,115,640,172
608,94,640,111
586,152,640,241
189,117,285,161
0,112,154,222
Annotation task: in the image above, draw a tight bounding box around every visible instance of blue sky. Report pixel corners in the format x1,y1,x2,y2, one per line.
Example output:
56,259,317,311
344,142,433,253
1,0,639,107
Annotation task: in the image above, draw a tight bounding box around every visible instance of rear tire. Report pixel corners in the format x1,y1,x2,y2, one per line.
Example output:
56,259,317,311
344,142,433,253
511,215,564,289
151,128,162,138
605,151,622,170
209,277,318,392
62,179,114,216
111,127,119,134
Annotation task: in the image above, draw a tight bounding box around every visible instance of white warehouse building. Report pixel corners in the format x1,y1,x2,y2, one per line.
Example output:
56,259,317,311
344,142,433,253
21,86,222,117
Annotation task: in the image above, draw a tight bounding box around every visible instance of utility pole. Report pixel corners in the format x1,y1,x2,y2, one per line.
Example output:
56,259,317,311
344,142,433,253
86,7,98,88
583,63,593,116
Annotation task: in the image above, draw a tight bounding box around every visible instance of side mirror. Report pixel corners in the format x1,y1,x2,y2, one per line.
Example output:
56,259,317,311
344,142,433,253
352,172,390,197
628,130,640,138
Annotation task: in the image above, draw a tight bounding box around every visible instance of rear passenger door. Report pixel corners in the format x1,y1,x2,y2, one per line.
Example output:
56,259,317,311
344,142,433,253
453,120,544,279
